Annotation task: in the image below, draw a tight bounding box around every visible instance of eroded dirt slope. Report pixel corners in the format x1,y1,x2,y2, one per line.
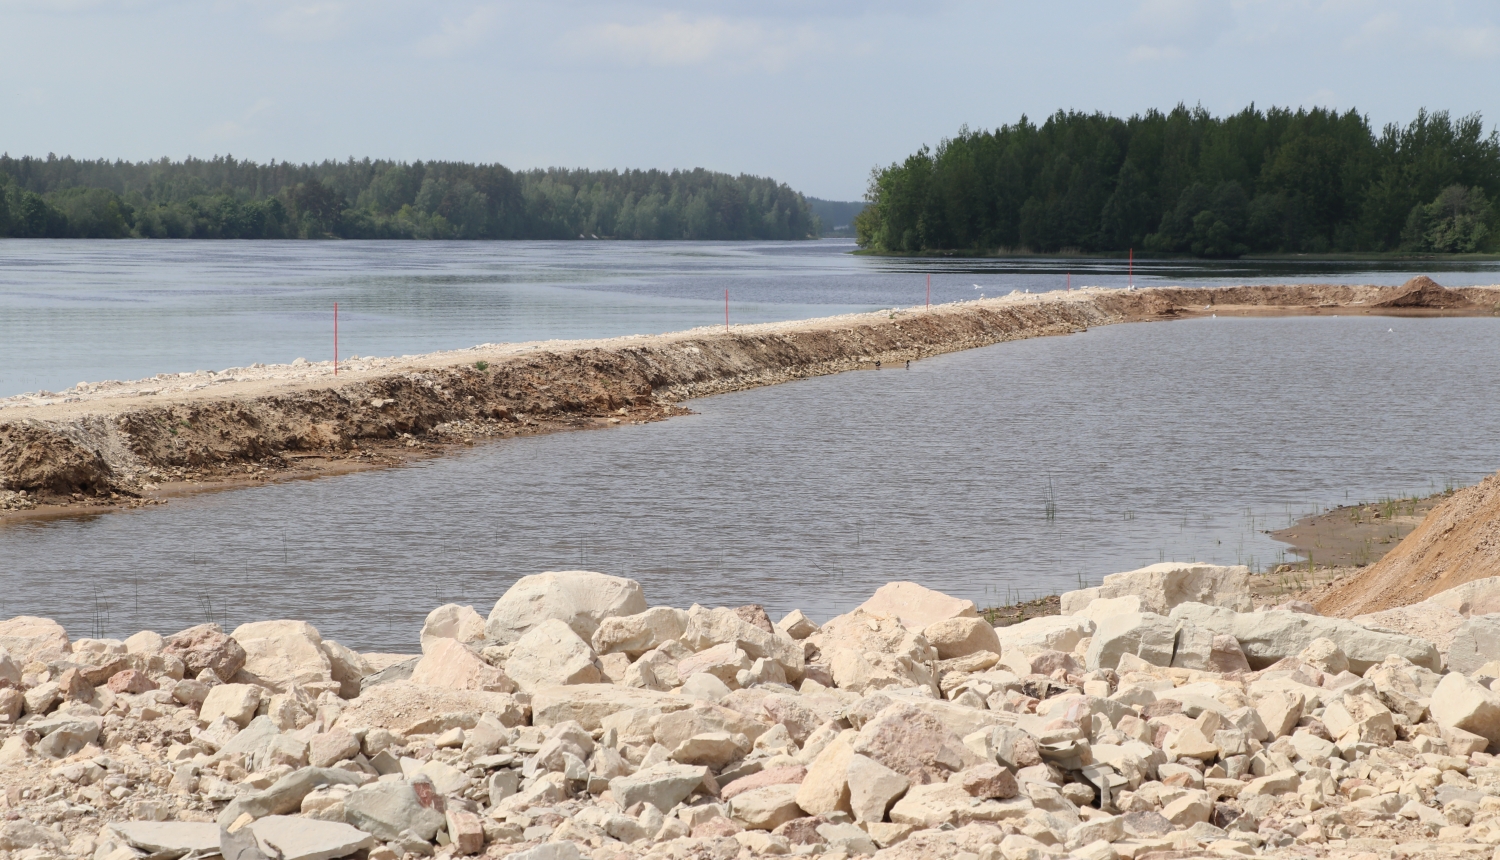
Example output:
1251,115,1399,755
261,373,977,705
1317,471,1500,616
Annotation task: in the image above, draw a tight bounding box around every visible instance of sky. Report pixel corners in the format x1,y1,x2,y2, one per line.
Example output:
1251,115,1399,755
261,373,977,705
2,1,1499,200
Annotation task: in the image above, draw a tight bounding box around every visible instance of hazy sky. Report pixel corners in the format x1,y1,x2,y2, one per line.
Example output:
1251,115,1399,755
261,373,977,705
3,1,1498,200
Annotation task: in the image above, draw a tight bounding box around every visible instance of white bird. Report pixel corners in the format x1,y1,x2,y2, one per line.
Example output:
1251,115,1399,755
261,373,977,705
1387,328,1394,333
974,284,983,289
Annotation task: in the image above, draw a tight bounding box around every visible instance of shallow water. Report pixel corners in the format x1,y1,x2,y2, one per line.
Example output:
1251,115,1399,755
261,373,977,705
4,315,1498,651
3,238,1499,397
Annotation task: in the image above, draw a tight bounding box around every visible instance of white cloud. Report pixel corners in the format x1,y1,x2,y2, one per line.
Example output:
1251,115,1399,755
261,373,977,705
202,97,274,141
1425,25,1500,58
415,4,500,58
264,2,349,41
571,12,814,70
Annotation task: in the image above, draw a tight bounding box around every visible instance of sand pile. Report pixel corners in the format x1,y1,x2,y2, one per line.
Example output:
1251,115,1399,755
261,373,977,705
1372,276,1474,309
1317,471,1500,617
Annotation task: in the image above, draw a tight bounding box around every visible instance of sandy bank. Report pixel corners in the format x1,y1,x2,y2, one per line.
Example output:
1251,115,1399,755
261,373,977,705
3,279,1497,520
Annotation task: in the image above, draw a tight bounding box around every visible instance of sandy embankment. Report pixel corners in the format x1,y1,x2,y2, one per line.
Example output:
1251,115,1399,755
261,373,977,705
1,278,1496,521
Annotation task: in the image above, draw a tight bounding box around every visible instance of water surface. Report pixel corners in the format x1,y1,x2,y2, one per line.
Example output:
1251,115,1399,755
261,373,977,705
4,314,1497,651
4,239,1498,397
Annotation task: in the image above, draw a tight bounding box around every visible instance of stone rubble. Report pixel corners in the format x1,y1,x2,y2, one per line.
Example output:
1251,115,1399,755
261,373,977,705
8,564,1500,860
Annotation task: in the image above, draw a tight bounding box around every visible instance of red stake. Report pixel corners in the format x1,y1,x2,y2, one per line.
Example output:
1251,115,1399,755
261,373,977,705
333,302,339,375
926,274,931,308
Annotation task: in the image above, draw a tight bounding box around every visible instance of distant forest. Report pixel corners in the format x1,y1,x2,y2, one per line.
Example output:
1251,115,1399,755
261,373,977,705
856,106,1500,256
806,198,867,237
0,157,821,240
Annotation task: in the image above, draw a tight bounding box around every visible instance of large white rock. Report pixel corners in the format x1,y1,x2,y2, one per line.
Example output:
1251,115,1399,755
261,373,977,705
994,616,1094,656
419,604,487,654
248,816,374,860
335,681,527,735
1097,562,1253,614
0,616,69,662
853,582,979,631
107,822,219,857
530,685,689,731
1168,604,1441,673
1426,577,1500,617
231,620,334,692
486,571,646,644
681,606,804,683
1072,596,1144,623
504,619,601,693
608,764,709,812
592,607,690,658
1352,604,1464,653
809,610,935,693
923,617,1002,660
1431,672,1500,745
1084,613,1177,671
1446,616,1500,676
409,638,515,693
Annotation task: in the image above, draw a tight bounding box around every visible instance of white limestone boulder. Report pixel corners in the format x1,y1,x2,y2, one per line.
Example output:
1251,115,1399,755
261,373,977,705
1168,603,1441,673
504,619,601,693
418,604,487,653
1061,563,1252,616
853,582,978,631
486,570,647,644
231,620,334,692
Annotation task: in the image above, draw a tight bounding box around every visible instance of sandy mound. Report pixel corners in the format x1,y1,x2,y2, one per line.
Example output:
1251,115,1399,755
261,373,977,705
1317,470,1500,616
1372,275,1474,309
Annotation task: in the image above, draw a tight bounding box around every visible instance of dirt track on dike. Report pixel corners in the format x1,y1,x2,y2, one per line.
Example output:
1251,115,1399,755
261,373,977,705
3,278,1498,522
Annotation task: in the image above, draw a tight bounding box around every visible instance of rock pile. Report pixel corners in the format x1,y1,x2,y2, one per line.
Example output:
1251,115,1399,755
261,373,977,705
8,566,1500,860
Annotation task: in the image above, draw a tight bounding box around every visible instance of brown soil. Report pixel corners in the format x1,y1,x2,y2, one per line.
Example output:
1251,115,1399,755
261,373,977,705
3,280,1498,523
1316,471,1500,617
1268,493,1449,569
982,594,1061,627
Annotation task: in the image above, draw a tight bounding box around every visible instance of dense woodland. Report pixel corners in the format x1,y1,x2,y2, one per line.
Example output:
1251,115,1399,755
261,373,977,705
855,106,1500,256
0,157,821,240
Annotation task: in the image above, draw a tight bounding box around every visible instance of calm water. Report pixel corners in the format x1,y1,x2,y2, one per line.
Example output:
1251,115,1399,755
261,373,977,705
4,315,1498,651
4,239,1499,397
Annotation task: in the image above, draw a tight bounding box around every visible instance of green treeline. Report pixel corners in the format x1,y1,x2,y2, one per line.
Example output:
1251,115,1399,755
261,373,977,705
856,106,1500,257
0,156,820,240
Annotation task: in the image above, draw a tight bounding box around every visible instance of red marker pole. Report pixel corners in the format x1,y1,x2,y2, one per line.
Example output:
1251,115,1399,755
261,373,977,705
725,289,729,332
333,302,339,375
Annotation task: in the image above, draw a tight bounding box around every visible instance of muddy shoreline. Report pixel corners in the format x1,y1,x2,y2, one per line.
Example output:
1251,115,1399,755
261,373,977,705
3,280,1497,523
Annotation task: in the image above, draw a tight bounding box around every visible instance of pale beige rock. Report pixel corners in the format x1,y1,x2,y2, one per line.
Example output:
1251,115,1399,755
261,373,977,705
1321,688,1395,746
1296,638,1348,675
853,702,981,785
231,620,333,692
592,607,689,658
1255,691,1304,739
1241,770,1299,798
485,570,647,643
1431,672,1500,744
776,610,818,640
419,604,487,655
530,684,688,731
308,729,360,768
677,643,751,685
0,616,69,662
854,581,979,632
1353,603,1464,652
123,631,165,654
164,623,246,682
410,638,515,693
1161,790,1211,826
1072,596,1143,623
335,680,526,735
810,609,936,693
671,732,749,768
504,618,601,693
200,684,262,727
923,617,1002,660
730,784,804,831
995,615,1094,655
1094,562,1253,615
1425,576,1500,617
681,606,805,683
319,640,370,700
846,753,909,823
795,731,856,815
